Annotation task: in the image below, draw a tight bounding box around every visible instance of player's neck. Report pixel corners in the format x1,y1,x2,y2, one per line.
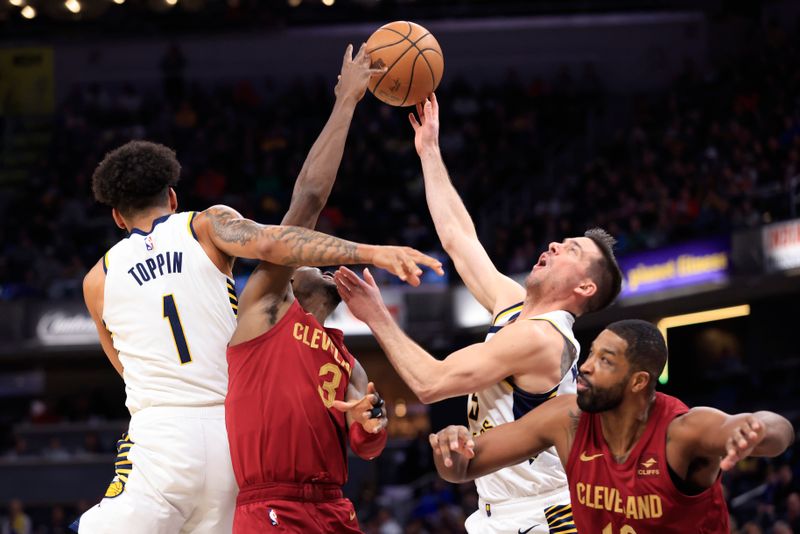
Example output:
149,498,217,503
124,206,174,234
519,292,577,319
599,396,653,464
303,300,335,325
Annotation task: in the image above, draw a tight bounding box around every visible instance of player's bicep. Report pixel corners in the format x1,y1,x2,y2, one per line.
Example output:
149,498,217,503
670,407,732,457
83,261,123,377
448,234,524,313
434,324,545,399
197,205,270,260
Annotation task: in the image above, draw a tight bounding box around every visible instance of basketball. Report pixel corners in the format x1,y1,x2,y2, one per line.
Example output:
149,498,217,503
365,21,444,107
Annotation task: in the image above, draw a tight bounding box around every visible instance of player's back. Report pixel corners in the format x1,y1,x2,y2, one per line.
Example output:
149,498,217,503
103,212,238,414
566,393,730,533
225,299,354,489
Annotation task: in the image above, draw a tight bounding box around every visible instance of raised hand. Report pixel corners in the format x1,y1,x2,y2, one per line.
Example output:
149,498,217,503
335,43,387,103
334,267,387,324
332,382,388,434
720,416,766,471
429,425,475,468
408,92,440,155
369,246,442,287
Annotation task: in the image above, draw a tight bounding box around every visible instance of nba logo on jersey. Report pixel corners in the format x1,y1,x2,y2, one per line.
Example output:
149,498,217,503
144,235,155,251
268,508,279,526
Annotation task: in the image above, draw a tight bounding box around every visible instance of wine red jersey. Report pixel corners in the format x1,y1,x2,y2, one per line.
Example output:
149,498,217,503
225,299,355,489
566,393,730,533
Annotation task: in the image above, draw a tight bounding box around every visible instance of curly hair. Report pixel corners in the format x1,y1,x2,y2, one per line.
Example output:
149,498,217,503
92,140,181,217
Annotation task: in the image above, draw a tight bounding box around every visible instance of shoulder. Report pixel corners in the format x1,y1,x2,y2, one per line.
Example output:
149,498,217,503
83,259,106,309
193,204,242,229
490,317,564,350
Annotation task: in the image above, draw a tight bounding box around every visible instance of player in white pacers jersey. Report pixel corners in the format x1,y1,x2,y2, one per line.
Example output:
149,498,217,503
332,94,624,534
75,52,439,534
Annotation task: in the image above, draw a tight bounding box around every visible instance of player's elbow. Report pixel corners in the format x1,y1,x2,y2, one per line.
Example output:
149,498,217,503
416,380,448,405
298,189,326,214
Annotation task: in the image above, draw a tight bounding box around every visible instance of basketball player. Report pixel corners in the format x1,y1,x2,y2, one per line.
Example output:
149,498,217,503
75,46,439,534
331,94,622,533
224,43,395,534
429,319,795,533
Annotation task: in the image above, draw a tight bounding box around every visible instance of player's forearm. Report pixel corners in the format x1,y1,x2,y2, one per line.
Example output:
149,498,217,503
259,225,376,267
751,411,795,457
366,311,445,404
419,147,479,247
283,98,357,227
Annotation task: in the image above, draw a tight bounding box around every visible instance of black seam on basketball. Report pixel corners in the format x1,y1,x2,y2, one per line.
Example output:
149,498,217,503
418,50,437,90
400,51,421,106
368,29,410,53
372,41,417,101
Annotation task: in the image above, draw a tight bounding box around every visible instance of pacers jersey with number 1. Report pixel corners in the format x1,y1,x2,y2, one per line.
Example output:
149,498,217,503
468,303,579,502
103,212,238,414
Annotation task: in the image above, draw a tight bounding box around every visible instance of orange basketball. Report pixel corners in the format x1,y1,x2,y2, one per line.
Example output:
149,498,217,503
365,21,444,107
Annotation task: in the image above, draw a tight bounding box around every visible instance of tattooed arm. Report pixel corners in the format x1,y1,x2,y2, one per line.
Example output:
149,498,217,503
192,205,442,286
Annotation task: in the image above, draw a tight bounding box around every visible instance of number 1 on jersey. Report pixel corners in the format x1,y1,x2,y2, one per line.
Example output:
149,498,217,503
163,294,192,364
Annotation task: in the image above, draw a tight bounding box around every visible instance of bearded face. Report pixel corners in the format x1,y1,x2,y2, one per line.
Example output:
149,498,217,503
576,371,629,413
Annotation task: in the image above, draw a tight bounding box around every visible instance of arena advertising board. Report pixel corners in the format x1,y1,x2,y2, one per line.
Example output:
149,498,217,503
32,294,406,347
619,238,730,299
762,218,800,272
33,303,97,346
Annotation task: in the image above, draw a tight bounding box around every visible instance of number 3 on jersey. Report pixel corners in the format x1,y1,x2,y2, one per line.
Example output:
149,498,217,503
163,294,192,365
318,363,342,407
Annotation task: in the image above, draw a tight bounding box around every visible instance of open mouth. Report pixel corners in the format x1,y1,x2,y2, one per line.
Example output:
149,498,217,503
534,253,548,269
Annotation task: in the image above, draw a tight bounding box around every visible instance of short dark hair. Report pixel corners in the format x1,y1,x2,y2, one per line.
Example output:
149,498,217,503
606,319,667,392
583,228,622,313
92,140,181,217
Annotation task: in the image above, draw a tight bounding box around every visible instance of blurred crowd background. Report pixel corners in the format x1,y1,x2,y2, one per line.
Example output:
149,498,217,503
1,0,799,533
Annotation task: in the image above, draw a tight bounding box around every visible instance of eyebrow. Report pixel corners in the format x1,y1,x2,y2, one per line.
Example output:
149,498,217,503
565,238,584,253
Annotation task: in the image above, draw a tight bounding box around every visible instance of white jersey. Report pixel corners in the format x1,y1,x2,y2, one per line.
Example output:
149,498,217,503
468,303,579,505
103,211,238,414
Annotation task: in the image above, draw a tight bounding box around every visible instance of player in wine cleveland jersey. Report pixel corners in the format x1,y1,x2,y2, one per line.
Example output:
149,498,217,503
430,319,794,534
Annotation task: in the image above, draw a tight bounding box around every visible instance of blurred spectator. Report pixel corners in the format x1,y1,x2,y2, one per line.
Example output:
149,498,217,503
1,499,32,534
41,438,71,462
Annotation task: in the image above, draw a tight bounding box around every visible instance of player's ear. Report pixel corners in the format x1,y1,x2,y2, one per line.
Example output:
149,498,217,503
574,279,597,299
168,188,178,212
111,208,127,230
630,371,651,394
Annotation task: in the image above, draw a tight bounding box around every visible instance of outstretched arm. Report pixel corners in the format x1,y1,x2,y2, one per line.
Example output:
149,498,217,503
281,43,384,229
235,43,384,331
83,260,123,377
410,94,524,313
193,205,442,286
334,266,553,404
669,408,794,474
431,394,577,483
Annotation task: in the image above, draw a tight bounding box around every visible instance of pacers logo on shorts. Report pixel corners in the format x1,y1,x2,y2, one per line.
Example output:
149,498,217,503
104,432,134,499
105,477,125,498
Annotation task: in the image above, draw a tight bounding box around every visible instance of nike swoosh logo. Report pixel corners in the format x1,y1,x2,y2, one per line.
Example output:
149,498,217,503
518,525,539,534
580,451,604,461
